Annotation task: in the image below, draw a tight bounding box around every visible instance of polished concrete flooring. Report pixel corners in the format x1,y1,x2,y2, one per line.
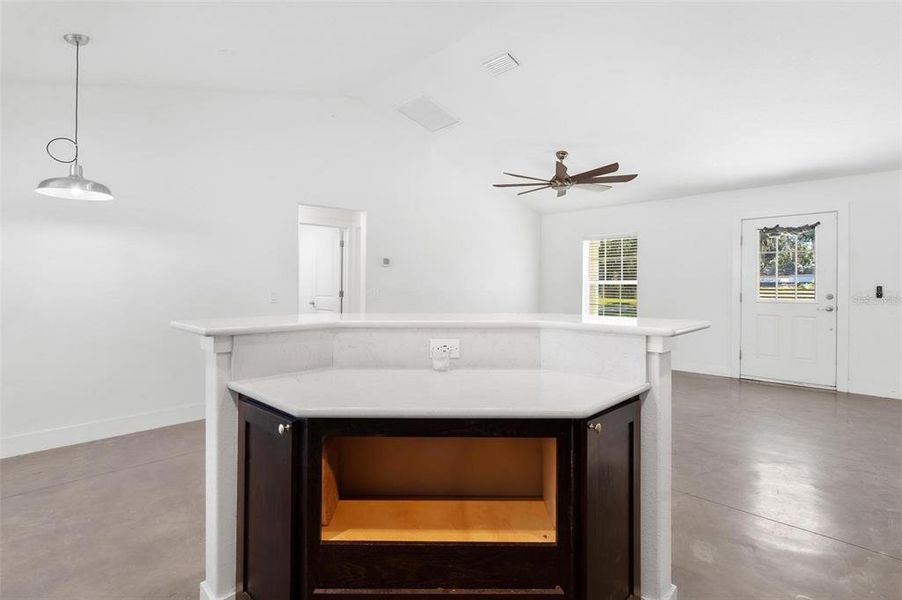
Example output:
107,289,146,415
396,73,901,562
1,372,900,599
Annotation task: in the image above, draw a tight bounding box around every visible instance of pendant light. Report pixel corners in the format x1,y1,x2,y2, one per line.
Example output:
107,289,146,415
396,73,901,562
36,34,113,201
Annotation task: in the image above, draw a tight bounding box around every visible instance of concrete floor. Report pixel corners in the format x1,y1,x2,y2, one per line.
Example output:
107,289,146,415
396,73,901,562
1,372,900,599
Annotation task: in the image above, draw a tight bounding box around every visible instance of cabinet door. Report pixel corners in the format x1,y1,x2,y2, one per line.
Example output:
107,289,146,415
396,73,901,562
583,398,640,600
237,398,301,600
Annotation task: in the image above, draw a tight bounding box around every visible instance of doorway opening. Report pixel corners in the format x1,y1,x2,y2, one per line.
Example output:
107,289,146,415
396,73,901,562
739,211,838,388
298,204,366,314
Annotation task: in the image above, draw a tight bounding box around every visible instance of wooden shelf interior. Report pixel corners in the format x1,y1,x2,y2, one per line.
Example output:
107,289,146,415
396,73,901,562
321,436,557,543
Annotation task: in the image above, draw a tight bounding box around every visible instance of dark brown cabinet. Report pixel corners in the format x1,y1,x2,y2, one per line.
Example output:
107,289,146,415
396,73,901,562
581,399,640,600
236,399,302,600
236,396,639,600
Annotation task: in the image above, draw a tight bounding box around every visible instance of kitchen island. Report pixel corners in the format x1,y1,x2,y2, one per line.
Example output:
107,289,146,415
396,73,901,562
171,314,709,600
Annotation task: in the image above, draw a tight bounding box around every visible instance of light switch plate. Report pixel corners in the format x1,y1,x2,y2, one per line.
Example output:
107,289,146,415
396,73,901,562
429,339,460,359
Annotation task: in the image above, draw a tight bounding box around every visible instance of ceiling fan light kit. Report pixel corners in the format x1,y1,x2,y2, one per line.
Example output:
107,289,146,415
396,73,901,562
35,33,114,202
492,150,637,198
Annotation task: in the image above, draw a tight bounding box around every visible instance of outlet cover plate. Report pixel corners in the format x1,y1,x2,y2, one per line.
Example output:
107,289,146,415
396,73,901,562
429,338,460,359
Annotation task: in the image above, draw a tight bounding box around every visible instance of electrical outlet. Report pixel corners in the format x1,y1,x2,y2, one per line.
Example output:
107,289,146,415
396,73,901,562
270,291,279,304
429,339,460,359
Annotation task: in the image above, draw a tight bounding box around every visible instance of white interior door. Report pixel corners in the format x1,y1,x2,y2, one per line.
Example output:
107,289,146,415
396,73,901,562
299,224,345,313
740,212,837,387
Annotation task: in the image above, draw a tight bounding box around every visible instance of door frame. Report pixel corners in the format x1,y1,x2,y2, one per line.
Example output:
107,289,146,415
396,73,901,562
298,204,367,314
730,205,850,392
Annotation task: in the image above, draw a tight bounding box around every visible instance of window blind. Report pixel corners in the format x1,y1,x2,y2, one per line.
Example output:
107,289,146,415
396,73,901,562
585,236,638,317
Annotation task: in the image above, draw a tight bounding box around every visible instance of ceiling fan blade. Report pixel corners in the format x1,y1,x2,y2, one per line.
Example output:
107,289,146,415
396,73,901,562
578,174,638,184
556,188,567,198
555,161,568,179
575,184,613,193
517,185,552,196
503,172,551,183
572,162,619,181
493,182,552,188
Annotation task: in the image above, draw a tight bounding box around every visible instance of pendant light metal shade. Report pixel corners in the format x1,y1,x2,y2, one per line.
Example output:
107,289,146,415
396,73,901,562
36,164,113,201
37,33,113,201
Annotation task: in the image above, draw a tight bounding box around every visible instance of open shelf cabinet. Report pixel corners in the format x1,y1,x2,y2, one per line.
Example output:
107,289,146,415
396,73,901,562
320,436,557,543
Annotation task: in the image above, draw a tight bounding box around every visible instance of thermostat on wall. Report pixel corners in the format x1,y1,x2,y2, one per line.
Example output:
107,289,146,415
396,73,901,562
382,257,392,267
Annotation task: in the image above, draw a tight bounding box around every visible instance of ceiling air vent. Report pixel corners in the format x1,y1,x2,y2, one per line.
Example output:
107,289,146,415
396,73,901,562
396,97,460,132
482,52,519,77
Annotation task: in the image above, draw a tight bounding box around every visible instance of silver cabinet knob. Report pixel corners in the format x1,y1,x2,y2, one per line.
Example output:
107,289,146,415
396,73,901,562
278,423,291,435
818,305,835,312
588,422,602,433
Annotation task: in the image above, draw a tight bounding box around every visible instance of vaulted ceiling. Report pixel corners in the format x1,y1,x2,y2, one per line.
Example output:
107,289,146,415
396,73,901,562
4,1,899,214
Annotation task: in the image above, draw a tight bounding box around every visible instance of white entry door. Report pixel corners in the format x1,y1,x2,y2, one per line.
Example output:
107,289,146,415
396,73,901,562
740,212,837,387
299,224,345,313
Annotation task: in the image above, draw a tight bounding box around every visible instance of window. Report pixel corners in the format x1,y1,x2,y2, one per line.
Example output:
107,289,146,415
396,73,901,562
757,224,816,301
584,236,638,317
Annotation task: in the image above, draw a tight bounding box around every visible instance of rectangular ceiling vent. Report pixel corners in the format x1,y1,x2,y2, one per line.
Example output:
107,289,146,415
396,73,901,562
396,96,460,132
482,52,519,77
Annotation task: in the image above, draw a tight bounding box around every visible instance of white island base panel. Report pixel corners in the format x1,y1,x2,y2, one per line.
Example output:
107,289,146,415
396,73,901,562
229,368,650,419
172,314,709,600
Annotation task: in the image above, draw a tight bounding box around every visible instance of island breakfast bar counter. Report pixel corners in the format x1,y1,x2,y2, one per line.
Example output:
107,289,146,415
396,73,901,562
228,368,649,419
172,313,709,600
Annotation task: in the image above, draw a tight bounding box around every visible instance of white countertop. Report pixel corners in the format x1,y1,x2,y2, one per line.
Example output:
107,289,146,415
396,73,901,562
228,368,650,419
173,312,709,338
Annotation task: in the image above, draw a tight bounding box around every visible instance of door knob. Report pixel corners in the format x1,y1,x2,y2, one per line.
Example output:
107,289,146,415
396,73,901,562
278,423,291,435
818,305,835,312
308,300,316,307
825,293,834,300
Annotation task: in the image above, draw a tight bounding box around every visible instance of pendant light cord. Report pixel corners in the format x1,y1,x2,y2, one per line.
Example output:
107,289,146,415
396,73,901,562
45,39,80,165
74,40,79,151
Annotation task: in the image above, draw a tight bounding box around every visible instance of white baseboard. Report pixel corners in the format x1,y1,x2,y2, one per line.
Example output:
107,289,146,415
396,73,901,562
847,381,902,400
674,367,900,400
0,402,204,459
199,580,235,600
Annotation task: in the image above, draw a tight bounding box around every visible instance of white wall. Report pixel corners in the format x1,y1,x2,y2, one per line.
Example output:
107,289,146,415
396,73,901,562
0,81,540,456
541,171,902,399
3,80,896,459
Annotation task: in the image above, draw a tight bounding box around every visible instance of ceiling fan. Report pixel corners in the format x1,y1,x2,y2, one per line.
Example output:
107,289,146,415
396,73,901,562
493,150,637,197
